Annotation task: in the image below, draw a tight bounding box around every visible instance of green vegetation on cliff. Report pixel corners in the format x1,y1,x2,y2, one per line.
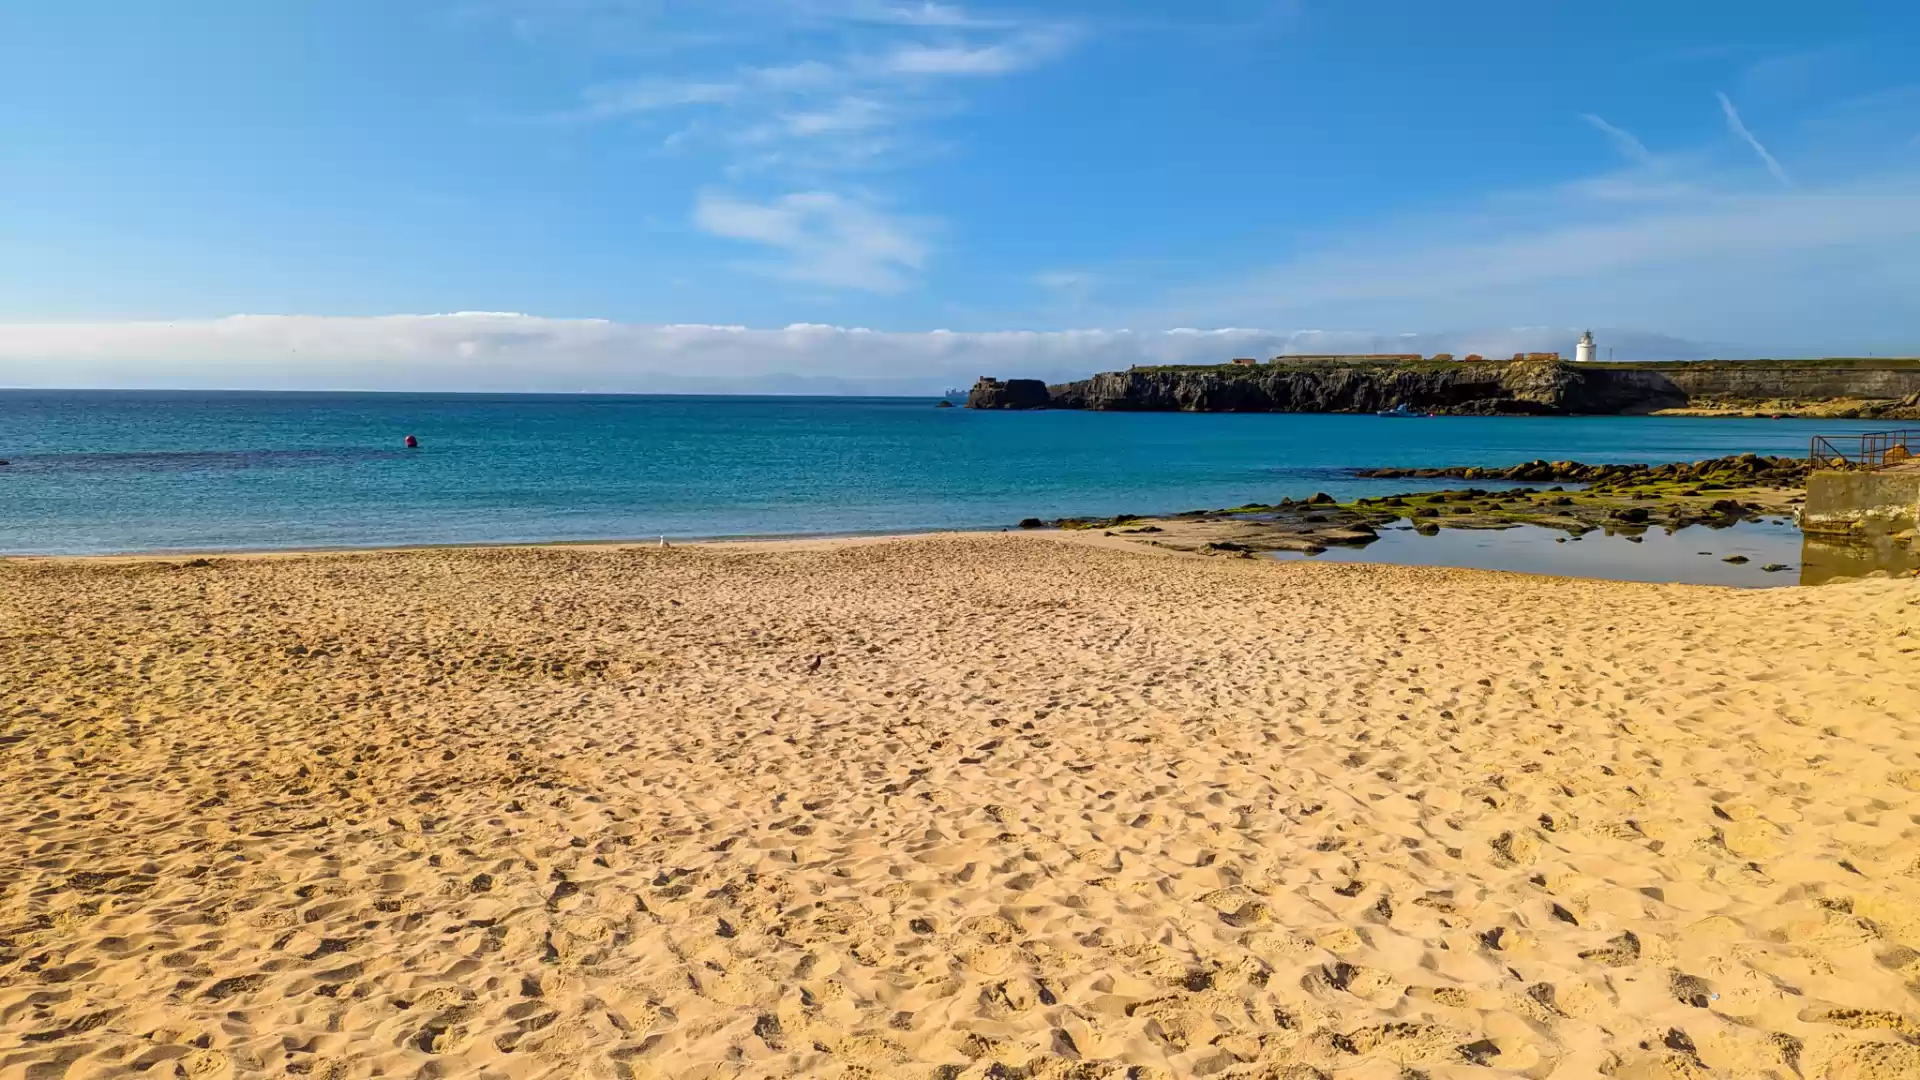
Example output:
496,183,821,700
1130,356,1920,375
960,357,1920,416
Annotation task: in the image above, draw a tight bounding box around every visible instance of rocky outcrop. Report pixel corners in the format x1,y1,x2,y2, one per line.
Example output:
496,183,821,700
966,377,1052,410
1015,455,1817,557
1357,454,1810,489
1012,359,1920,415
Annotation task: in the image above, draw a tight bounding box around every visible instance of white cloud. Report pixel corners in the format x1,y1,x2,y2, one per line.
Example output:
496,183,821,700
1716,91,1792,188
880,28,1070,75
881,42,1019,75
694,191,930,291
750,60,844,93
553,4,1076,167
1579,113,1653,165
779,96,891,136
797,0,1014,28
566,79,741,121
537,3,1079,294
0,316,1710,395
1033,270,1097,291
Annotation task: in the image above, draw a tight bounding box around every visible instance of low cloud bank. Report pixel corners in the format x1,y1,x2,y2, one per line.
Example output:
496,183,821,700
0,314,1727,394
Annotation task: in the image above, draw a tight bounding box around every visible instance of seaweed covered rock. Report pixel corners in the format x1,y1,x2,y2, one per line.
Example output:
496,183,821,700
1357,454,1808,489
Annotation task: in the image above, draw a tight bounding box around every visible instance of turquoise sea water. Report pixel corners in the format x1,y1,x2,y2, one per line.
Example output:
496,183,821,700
0,390,1896,555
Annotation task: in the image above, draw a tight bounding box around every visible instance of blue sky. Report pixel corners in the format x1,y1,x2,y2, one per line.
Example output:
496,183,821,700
2,0,1917,390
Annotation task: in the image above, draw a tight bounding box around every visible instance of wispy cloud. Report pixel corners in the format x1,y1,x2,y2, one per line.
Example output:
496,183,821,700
549,6,1075,153
748,60,844,92
1032,269,1101,311
880,27,1074,75
1033,270,1097,292
693,191,930,292
565,79,741,122
1579,113,1653,165
1717,91,1793,188
1736,45,1857,101
1145,159,1920,352
778,96,891,137
794,0,1017,29
525,2,1078,294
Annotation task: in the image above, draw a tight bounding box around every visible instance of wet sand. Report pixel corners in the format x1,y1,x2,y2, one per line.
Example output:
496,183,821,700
3,534,1919,1079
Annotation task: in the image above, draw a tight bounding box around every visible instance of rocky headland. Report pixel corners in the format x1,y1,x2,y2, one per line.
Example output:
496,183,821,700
967,358,1920,416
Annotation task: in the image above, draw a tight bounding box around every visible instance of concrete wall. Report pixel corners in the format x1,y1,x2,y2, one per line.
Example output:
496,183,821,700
1663,366,1920,401
1585,365,1920,412
1802,470,1920,536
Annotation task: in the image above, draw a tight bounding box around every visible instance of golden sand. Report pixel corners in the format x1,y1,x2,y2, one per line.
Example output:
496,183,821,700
3,535,1919,1080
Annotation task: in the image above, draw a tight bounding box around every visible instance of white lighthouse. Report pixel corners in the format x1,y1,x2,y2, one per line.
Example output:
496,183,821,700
1575,329,1596,363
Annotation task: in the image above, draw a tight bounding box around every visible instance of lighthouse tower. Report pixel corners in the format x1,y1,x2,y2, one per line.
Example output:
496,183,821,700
1575,330,1596,363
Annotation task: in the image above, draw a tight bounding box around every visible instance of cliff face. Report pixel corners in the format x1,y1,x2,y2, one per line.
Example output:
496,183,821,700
968,360,1920,415
965,377,1051,410
1038,359,1684,414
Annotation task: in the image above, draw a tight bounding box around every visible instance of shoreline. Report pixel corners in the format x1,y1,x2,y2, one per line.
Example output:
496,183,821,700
0,527,1288,568
0,527,1009,563
0,456,1812,561
0,523,1848,590
10,454,1912,587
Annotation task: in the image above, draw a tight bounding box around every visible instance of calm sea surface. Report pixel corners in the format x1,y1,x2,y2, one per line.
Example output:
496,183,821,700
0,390,1897,555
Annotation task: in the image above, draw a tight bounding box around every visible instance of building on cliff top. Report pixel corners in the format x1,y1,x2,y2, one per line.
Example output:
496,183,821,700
1576,330,1596,363
1270,354,1423,364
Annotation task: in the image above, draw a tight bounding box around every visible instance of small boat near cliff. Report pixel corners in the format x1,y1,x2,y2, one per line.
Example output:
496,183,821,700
1377,403,1433,417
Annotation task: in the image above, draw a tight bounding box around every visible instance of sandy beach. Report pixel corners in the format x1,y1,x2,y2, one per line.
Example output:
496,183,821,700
3,534,1919,1080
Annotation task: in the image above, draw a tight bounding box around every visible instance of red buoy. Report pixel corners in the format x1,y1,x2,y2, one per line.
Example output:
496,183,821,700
404,434,419,448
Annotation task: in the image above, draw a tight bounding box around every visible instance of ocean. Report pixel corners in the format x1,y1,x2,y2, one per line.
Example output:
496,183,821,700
0,390,1895,556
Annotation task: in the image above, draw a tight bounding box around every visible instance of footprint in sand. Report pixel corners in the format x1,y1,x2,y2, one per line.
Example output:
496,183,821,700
976,979,1039,1020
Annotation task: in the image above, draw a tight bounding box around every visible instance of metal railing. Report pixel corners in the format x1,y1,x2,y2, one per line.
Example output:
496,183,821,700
1809,429,1920,470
